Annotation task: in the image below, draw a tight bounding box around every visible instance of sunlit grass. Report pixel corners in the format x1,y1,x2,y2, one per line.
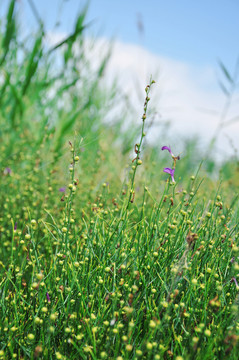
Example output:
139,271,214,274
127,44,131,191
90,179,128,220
0,2,239,359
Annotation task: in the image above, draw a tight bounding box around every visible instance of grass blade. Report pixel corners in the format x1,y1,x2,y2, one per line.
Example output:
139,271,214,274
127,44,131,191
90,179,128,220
218,59,234,85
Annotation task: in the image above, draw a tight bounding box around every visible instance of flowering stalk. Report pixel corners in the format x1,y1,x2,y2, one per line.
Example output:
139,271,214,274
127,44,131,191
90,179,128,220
126,78,155,211
162,145,180,183
62,141,79,254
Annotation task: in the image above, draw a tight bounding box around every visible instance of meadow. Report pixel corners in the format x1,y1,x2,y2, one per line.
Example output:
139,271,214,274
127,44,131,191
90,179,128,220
0,2,239,359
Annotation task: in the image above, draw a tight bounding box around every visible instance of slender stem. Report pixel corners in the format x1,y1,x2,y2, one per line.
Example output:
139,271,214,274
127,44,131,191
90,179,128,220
125,78,155,212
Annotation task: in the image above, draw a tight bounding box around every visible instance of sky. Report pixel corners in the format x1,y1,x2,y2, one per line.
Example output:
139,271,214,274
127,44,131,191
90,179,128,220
1,0,239,158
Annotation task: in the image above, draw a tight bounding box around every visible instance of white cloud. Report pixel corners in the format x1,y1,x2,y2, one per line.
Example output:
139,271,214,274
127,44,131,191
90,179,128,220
45,31,67,47
104,40,239,158
46,32,239,158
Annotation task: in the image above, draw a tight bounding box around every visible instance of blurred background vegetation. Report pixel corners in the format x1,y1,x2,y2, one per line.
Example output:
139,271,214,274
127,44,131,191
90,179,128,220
1,0,239,210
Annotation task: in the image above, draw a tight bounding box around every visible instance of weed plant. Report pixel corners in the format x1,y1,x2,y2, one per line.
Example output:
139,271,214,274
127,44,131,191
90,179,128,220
0,2,239,359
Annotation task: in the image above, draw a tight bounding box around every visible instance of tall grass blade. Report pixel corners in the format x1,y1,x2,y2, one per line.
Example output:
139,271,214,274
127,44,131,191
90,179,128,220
0,0,16,66
22,31,44,96
218,59,234,85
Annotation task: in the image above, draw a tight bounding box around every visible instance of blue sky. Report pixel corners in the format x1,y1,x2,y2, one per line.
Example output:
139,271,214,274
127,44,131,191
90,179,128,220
2,0,237,70
87,0,239,70
1,0,239,156
1,0,238,74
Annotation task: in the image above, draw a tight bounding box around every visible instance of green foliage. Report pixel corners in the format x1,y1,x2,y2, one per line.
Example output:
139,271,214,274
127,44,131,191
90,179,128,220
0,2,239,360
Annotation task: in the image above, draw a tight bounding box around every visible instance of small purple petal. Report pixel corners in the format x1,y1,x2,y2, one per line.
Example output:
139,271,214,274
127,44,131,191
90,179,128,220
14,222,17,231
163,167,175,182
4,167,12,175
231,277,239,287
231,277,239,290
46,292,51,303
59,187,66,193
161,146,172,155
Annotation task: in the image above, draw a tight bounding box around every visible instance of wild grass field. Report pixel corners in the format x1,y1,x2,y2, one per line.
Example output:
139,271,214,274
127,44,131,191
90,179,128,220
0,2,239,359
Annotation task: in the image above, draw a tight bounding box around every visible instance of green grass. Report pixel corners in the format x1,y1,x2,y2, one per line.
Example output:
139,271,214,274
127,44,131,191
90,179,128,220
0,2,239,359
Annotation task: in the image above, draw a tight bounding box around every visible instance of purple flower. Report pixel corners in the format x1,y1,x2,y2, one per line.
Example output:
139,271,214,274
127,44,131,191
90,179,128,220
162,145,180,160
46,292,51,303
4,167,12,175
231,277,239,291
163,167,175,182
231,277,239,288
59,187,66,193
14,222,17,231
162,145,173,156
